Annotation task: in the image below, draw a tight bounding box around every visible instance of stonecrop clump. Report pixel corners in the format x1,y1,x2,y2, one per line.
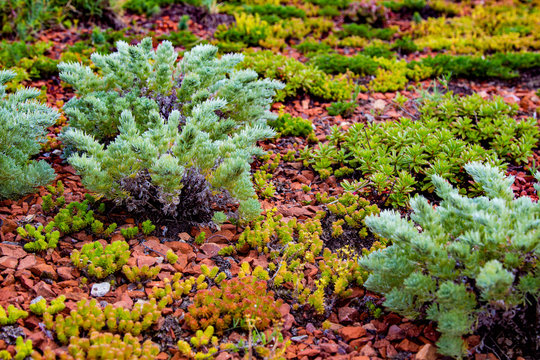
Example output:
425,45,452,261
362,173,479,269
0,69,58,200
58,38,284,225
360,162,540,358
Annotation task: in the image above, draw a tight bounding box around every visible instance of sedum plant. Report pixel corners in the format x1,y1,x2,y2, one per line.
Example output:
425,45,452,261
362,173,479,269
360,162,540,358
0,69,58,200
59,39,284,223
71,240,130,279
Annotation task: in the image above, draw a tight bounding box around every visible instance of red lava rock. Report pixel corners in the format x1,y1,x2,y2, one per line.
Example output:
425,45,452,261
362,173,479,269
396,338,421,353
297,347,320,357
30,263,57,280
338,306,359,324
156,352,169,360
34,281,56,299
339,326,367,341
145,238,171,254
386,344,399,358
0,218,18,235
215,352,232,360
401,323,422,338
57,267,74,280
386,324,405,341
200,243,221,257
168,241,192,254
306,323,316,334
0,256,18,270
0,244,26,259
279,303,290,317
371,319,388,333
359,344,378,357
415,344,438,360
18,275,34,289
320,343,339,353
137,255,157,268
17,255,36,271
423,323,439,343
350,335,373,350
282,313,295,331
277,205,311,217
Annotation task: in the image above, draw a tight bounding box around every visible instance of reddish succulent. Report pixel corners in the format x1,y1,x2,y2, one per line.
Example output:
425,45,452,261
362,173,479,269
184,276,282,333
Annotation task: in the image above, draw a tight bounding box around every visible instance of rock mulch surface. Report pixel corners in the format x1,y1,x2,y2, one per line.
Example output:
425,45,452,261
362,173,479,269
0,5,538,360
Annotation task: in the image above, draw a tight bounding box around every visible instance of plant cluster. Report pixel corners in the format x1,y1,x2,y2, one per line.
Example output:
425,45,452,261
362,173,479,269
0,337,33,360
241,50,355,101
29,295,66,316
412,3,540,54
177,326,219,360
339,23,395,41
122,264,161,283
184,275,283,333
43,298,161,344
0,305,28,325
59,39,284,223
71,241,131,279
0,41,59,85
66,331,159,360
225,207,382,314
18,196,114,252
0,69,58,200
303,91,538,206
0,0,114,39
415,52,540,80
244,4,306,23
268,112,315,138
360,162,540,358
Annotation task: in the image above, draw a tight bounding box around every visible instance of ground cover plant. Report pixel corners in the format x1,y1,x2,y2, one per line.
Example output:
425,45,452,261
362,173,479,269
0,0,539,360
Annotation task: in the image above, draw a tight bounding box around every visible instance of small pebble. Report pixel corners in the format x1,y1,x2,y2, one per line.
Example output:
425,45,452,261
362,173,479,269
91,282,111,297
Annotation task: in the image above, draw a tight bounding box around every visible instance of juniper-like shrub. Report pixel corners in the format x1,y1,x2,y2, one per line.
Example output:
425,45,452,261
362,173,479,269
360,162,540,358
0,69,58,200
58,39,284,224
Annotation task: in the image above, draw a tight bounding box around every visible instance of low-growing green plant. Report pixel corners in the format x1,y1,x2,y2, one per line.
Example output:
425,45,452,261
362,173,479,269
253,170,276,199
327,101,357,117
177,326,219,359
360,162,540,358
141,220,155,236
195,231,206,245
166,249,178,264
122,264,161,283
0,69,58,200
158,30,200,49
268,113,314,138
415,52,540,80
339,23,395,40
64,331,159,359
43,298,161,344
215,13,270,46
29,295,66,316
71,240,131,279
244,4,306,23
121,226,139,240
0,305,28,325
242,50,355,101
304,91,538,206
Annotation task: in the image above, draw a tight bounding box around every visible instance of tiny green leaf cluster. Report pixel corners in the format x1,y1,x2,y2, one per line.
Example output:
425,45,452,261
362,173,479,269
71,241,130,279
0,305,28,325
43,298,161,344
